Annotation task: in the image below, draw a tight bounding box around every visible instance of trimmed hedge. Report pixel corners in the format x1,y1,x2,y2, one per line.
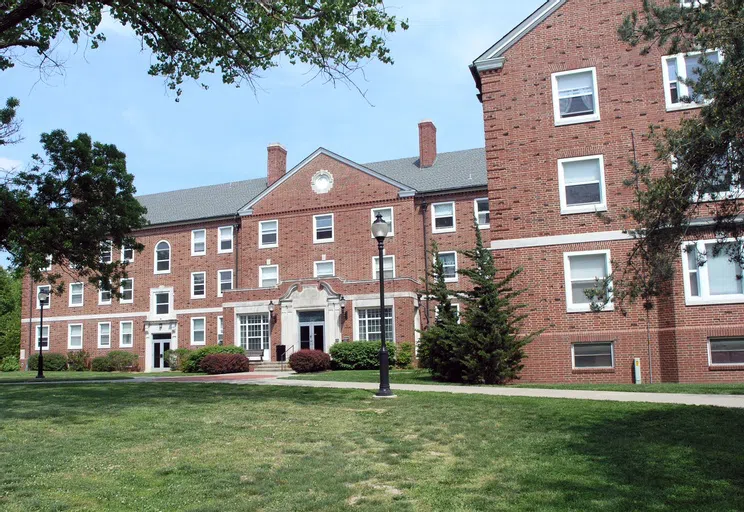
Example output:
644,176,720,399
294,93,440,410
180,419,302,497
183,345,246,373
396,342,414,369
67,350,91,371
199,353,251,375
288,349,331,373
28,352,68,371
91,356,112,372
0,355,20,372
90,351,138,372
329,341,397,370
164,348,192,371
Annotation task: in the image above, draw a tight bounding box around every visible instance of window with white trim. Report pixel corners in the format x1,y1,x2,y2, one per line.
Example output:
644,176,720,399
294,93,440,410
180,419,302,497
474,198,490,229
218,226,234,253
155,241,171,274
709,338,744,365
100,240,113,264
259,265,279,288
564,250,612,312
357,307,393,342
191,317,206,345
682,240,744,304
681,0,707,6
432,202,456,233
218,269,233,296
191,229,206,256
99,284,112,305
217,316,224,345
558,155,607,214
435,302,461,323
572,342,614,369
192,272,206,298
36,285,51,309
313,214,334,243
69,283,83,307
122,245,134,263
371,207,394,236
68,324,83,350
35,325,49,350
438,251,458,282
551,67,600,125
372,255,395,280
43,255,52,271
238,314,270,351
662,51,721,110
154,291,171,316
98,322,111,348
120,321,133,348
120,278,133,304
314,260,335,278
259,220,278,248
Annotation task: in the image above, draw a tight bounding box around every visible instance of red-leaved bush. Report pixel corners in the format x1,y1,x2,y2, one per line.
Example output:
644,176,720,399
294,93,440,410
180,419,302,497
288,349,331,373
199,353,251,375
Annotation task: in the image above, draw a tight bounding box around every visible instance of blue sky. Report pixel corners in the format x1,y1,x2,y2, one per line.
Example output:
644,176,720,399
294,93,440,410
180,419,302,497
1,1,542,198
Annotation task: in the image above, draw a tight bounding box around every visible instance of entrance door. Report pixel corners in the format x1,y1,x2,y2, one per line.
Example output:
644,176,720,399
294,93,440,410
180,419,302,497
298,311,325,353
152,333,171,371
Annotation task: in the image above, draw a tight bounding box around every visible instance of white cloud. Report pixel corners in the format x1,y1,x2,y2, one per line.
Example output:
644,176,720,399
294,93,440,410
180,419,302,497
0,157,23,171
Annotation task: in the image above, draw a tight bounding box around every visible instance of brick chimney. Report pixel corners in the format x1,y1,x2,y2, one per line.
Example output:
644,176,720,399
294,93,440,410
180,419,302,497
418,120,437,168
267,143,287,186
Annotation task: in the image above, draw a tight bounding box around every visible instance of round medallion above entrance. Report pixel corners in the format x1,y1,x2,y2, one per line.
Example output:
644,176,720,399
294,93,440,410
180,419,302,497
311,170,334,194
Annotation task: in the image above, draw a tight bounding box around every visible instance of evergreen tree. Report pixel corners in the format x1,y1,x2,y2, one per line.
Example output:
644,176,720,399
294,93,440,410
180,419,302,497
0,266,22,361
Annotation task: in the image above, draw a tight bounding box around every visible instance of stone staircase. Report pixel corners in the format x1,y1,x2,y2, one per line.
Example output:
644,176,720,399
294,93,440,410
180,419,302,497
251,360,290,372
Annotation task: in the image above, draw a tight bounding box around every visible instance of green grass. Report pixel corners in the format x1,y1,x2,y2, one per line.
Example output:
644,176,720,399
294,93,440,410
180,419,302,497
0,371,190,383
1,383,743,511
286,369,436,385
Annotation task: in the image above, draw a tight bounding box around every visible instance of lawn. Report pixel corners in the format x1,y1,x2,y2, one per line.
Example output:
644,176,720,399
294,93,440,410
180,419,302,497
1,383,743,511
286,370,744,394
0,371,189,383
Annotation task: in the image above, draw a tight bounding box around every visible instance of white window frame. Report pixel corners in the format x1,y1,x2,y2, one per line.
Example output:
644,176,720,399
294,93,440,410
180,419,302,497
36,285,51,309
313,213,335,244
69,282,84,308
120,278,134,304
98,285,112,306
237,313,271,351
121,245,134,263
474,198,490,229
681,0,707,7
191,317,206,346
557,155,608,214
68,323,83,350
662,50,721,111
218,269,233,297
43,254,53,271
35,325,49,350
431,201,456,234
217,316,224,345
151,288,174,319
356,306,395,342
370,207,394,237
259,220,279,249
551,67,600,126
681,239,744,306
571,342,615,370
438,251,458,283
100,240,113,264
372,255,396,280
191,271,206,299
563,249,613,313
119,321,133,348
218,226,234,254
191,229,207,256
154,240,171,274
707,338,744,367
97,322,111,349
314,260,336,278
259,265,279,288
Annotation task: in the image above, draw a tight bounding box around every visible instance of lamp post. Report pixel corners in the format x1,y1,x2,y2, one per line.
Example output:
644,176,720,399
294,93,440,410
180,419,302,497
371,213,395,398
36,289,49,379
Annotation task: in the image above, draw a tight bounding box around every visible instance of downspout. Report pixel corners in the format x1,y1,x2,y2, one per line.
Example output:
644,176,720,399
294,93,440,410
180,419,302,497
421,201,430,327
233,214,240,289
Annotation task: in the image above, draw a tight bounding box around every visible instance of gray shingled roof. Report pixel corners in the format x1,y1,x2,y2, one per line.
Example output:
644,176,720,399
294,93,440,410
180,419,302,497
136,148,486,226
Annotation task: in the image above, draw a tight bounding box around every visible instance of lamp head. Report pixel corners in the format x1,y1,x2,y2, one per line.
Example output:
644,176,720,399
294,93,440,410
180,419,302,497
371,213,390,241
38,289,50,303
268,300,275,313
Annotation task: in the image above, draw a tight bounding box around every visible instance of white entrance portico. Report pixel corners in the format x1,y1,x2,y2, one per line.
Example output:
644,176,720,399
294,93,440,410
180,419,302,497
279,283,343,357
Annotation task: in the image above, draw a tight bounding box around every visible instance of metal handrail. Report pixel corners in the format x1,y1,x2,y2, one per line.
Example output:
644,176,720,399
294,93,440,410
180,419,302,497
280,345,295,371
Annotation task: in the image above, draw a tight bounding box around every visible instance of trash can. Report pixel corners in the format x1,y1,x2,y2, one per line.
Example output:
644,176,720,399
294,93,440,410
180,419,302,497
276,345,286,362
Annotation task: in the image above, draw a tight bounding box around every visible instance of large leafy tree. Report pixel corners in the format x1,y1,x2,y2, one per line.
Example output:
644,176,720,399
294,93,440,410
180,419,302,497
0,266,22,361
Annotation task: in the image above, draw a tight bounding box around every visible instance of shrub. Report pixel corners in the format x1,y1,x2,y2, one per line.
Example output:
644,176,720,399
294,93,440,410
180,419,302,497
329,341,396,370
183,345,245,373
91,356,112,372
28,352,68,371
164,348,192,371
199,353,251,375
67,350,91,371
106,351,139,371
0,355,20,372
395,342,414,369
289,349,331,373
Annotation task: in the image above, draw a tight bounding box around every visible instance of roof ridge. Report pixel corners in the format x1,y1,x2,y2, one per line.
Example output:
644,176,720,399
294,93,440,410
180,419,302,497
364,146,484,166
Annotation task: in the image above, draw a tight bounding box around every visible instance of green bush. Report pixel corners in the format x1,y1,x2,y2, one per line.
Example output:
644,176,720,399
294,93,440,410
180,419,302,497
329,341,396,370
67,350,90,371
0,355,20,372
164,348,192,371
395,342,414,369
91,356,112,372
183,345,245,373
106,351,139,371
200,353,251,374
288,349,331,373
28,352,68,371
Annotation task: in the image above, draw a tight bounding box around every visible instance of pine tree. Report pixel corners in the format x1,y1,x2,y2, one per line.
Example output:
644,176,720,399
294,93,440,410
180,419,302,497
0,266,22,361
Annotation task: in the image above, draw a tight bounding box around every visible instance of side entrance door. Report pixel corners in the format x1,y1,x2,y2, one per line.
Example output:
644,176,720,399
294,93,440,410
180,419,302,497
298,310,325,352
152,333,171,371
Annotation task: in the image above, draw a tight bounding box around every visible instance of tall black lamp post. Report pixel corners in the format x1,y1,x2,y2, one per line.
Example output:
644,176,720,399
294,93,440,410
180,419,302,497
371,213,395,398
36,288,49,379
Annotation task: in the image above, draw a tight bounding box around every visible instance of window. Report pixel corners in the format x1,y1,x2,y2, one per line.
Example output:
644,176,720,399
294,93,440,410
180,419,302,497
154,240,171,274
155,291,171,315
681,0,707,6
43,255,52,271
218,226,234,253
371,207,394,237
191,229,206,256
36,285,51,309
313,214,334,243
121,245,134,263
191,272,206,298
358,307,394,342
35,325,49,350
564,250,612,312
217,316,224,345
474,199,490,229
682,240,744,305
551,67,600,125
218,269,233,296
259,265,279,288
120,321,133,348
120,279,133,304
68,324,83,350
259,220,278,248
69,283,83,307
100,240,113,264
558,155,607,214
435,302,461,323
98,322,111,348
572,342,614,369
432,202,456,233
314,260,335,278
709,338,744,365
372,255,395,280
99,284,112,305
238,314,270,351
438,252,458,282
662,51,721,110
191,317,206,345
